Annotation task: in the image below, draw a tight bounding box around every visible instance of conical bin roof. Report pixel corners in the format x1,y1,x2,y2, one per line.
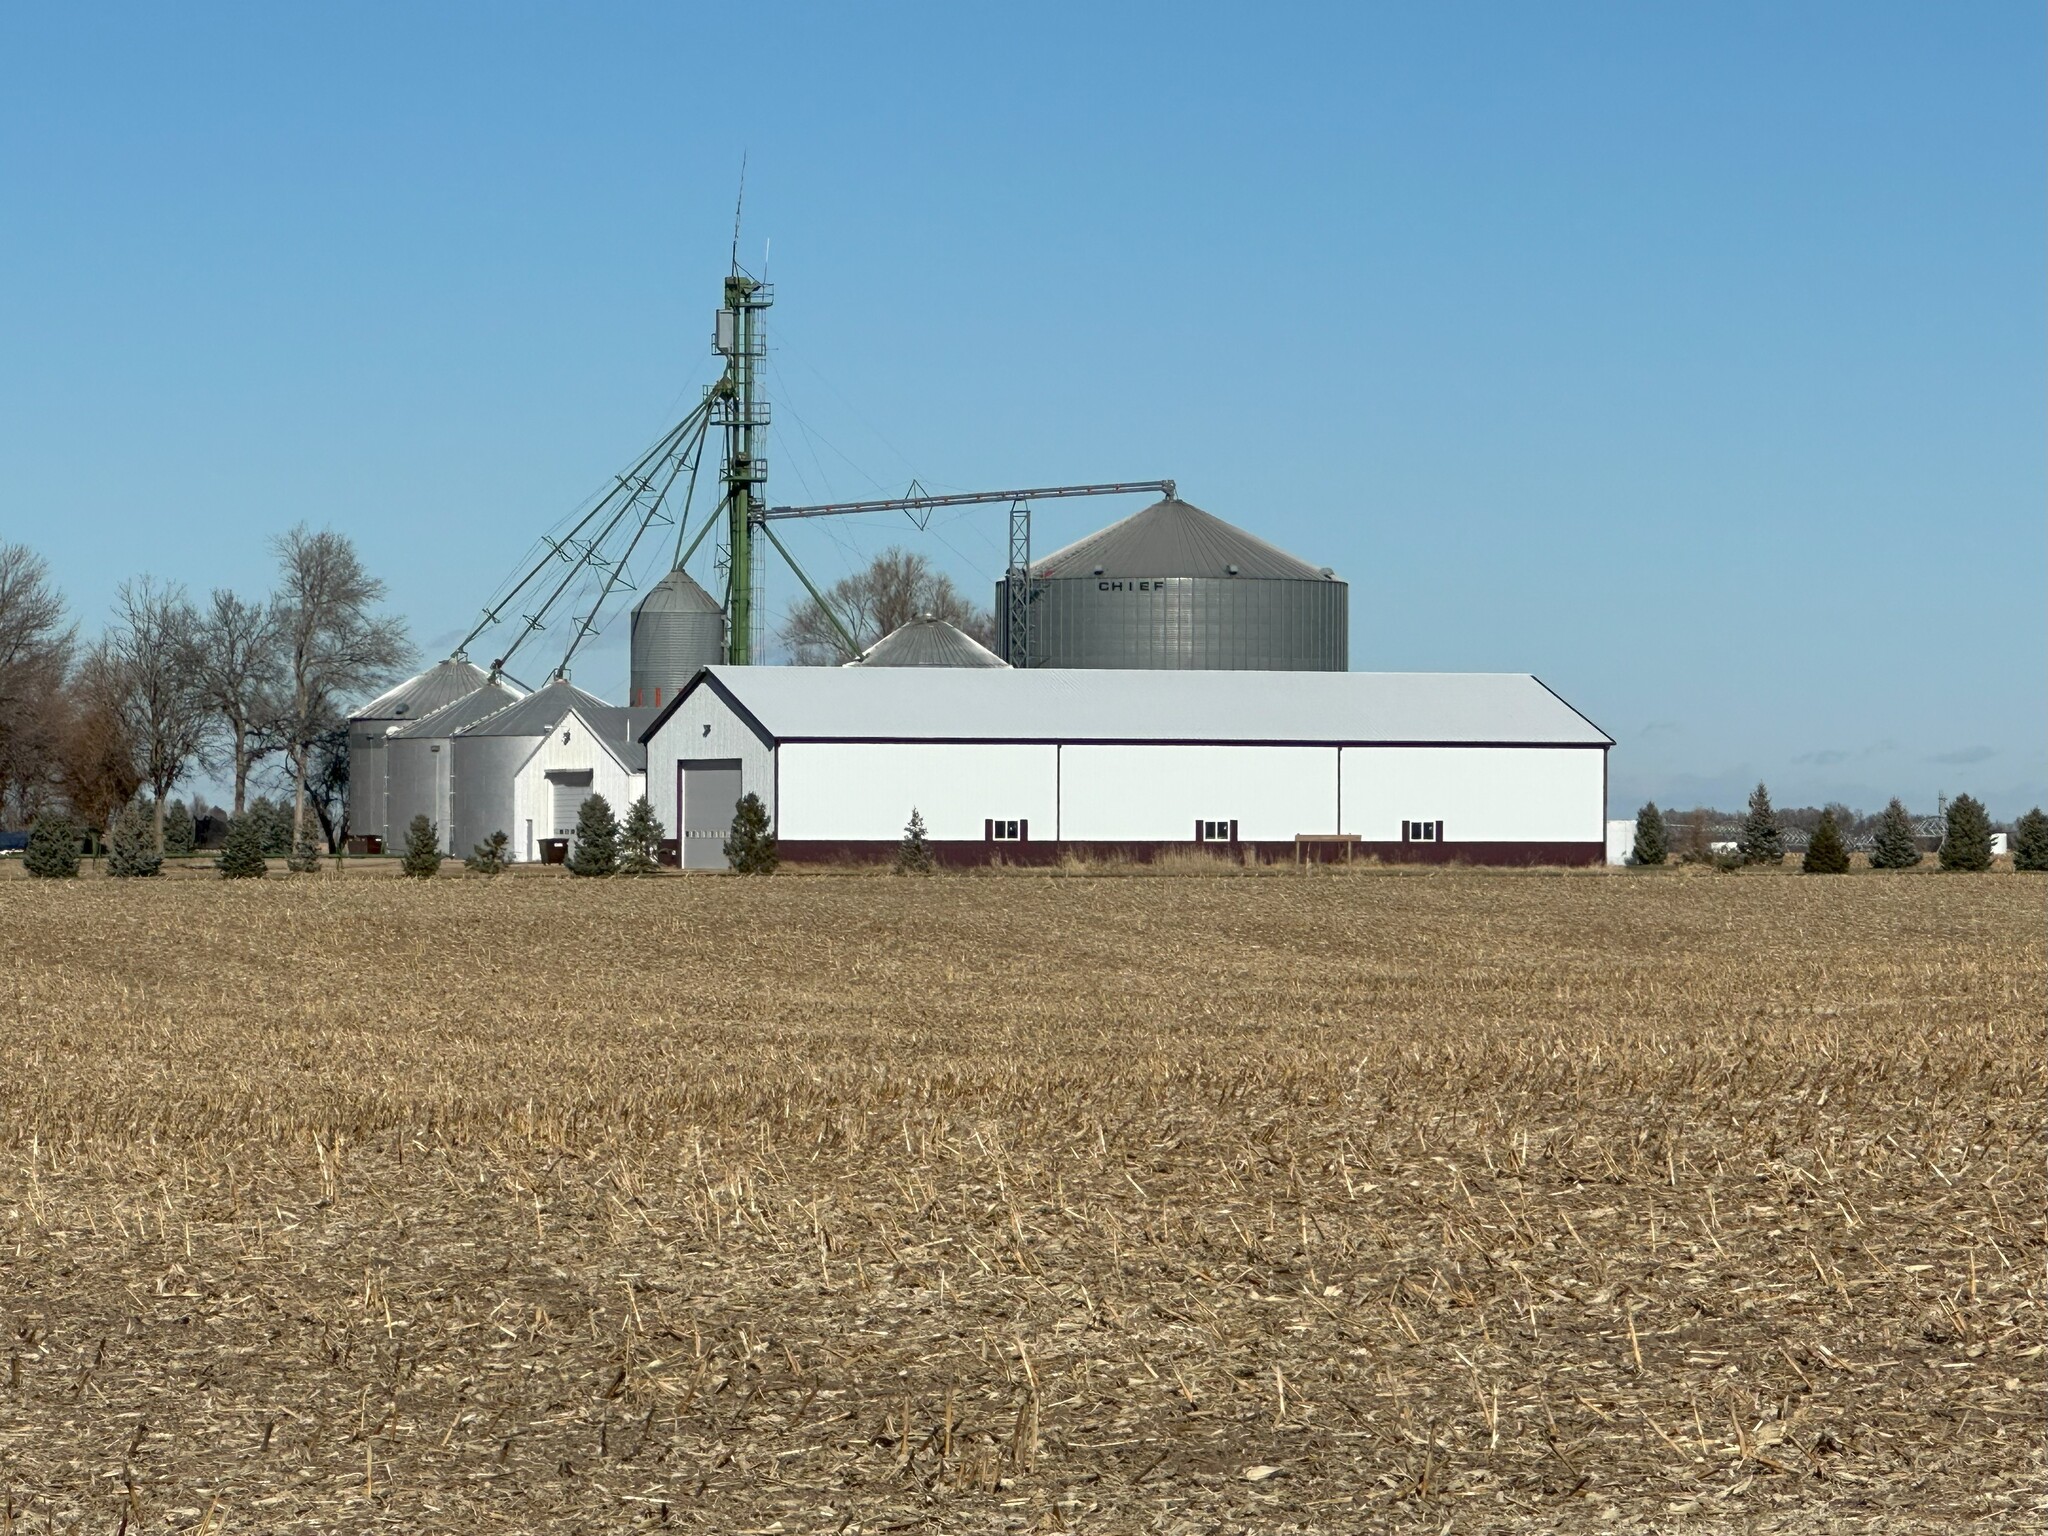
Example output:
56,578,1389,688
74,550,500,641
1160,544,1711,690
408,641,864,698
454,677,624,740
350,658,492,724
388,679,526,739
848,615,1008,669
1031,498,1333,582
633,567,723,617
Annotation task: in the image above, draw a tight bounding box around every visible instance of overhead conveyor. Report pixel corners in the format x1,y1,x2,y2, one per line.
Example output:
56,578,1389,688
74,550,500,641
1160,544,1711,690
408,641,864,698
446,245,1176,677
449,398,714,685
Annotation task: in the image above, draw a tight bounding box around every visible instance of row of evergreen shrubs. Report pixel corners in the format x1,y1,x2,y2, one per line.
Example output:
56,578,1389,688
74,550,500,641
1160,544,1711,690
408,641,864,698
1631,788,2046,872
23,791,788,881
388,790,784,879
23,802,305,879
30,789,2043,881
149,796,295,857
132,797,299,858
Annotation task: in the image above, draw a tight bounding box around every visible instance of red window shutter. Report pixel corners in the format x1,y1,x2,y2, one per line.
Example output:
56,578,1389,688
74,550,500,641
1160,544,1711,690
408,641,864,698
985,819,994,842
1019,820,1028,842
1194,818,1203,842
1229,819,1238,843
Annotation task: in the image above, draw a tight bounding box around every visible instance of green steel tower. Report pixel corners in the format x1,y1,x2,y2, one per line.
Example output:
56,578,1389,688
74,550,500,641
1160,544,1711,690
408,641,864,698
712,267,772,664
698,251,1167,669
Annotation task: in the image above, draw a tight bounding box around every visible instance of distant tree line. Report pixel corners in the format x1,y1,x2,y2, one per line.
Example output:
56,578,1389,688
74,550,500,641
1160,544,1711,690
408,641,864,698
0,528,410,869
1631,785,2037,873
1649,797,2021,849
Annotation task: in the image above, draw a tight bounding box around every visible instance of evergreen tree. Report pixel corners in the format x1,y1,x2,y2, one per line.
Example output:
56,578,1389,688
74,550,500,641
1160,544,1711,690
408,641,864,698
1869,798,1922,869
1630,802,1667,867
2013,807,2048,872
895,807,934,874
1736,783,1784,865
246,796,292,855
724,792,777,874
107,802,163,878
286,827,322,874
618,797,663,876
567,794,620,877
216,813,270,879
1802,808,1849,874
400,813,443,878
24,812,81,879
1938,793,1993,872
465,830,512,876
162,800,197,858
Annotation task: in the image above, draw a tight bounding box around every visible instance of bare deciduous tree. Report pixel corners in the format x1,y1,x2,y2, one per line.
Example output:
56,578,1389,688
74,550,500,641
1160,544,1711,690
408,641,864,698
0,543,75,822
302,723,350,854
109,578,210,850
272,526,411,845
195,588,286,814
779,547,994,665
59,640,143,838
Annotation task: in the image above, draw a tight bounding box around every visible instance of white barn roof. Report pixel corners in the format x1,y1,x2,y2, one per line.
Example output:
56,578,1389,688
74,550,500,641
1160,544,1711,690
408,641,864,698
647,667,1610,747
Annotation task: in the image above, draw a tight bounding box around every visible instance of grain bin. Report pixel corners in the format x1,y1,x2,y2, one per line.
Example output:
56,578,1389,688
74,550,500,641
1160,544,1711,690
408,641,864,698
381,680,525,853
345,658,491,843
447,678,622,857
995,497,1347,671
630,568,724,708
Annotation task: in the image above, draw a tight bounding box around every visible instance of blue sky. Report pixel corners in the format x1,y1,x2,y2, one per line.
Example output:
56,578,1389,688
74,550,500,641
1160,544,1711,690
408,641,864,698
3,4,2041,816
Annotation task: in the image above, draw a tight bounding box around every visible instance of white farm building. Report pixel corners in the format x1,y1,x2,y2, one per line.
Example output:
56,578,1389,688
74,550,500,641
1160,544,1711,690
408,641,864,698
509,705,652,864
640,667,1611,867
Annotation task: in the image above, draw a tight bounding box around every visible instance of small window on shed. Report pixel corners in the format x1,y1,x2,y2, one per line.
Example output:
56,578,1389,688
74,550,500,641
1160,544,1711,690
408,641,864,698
988,819,1024,842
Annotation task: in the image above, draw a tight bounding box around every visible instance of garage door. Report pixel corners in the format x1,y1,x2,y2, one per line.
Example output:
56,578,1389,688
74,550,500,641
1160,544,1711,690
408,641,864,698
680,759,743,869
547,770,594,838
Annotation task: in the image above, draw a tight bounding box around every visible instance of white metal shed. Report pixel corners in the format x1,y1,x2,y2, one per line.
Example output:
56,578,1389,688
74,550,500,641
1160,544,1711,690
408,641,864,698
639,667,1611,867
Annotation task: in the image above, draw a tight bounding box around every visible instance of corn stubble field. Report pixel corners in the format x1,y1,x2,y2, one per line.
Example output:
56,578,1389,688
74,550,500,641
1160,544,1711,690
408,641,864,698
0,868,2040,1533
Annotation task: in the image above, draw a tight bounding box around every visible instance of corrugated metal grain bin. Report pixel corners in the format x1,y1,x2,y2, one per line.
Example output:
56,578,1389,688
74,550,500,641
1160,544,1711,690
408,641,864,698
996,498,1346,671
382,680,525,852
448,679,622,856
630,568,724,708
345,658,491,843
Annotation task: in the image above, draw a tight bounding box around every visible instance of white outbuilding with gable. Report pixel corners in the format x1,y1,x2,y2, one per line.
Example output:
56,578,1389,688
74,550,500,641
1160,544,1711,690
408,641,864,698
509,705,652,863
639,667,1611,867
